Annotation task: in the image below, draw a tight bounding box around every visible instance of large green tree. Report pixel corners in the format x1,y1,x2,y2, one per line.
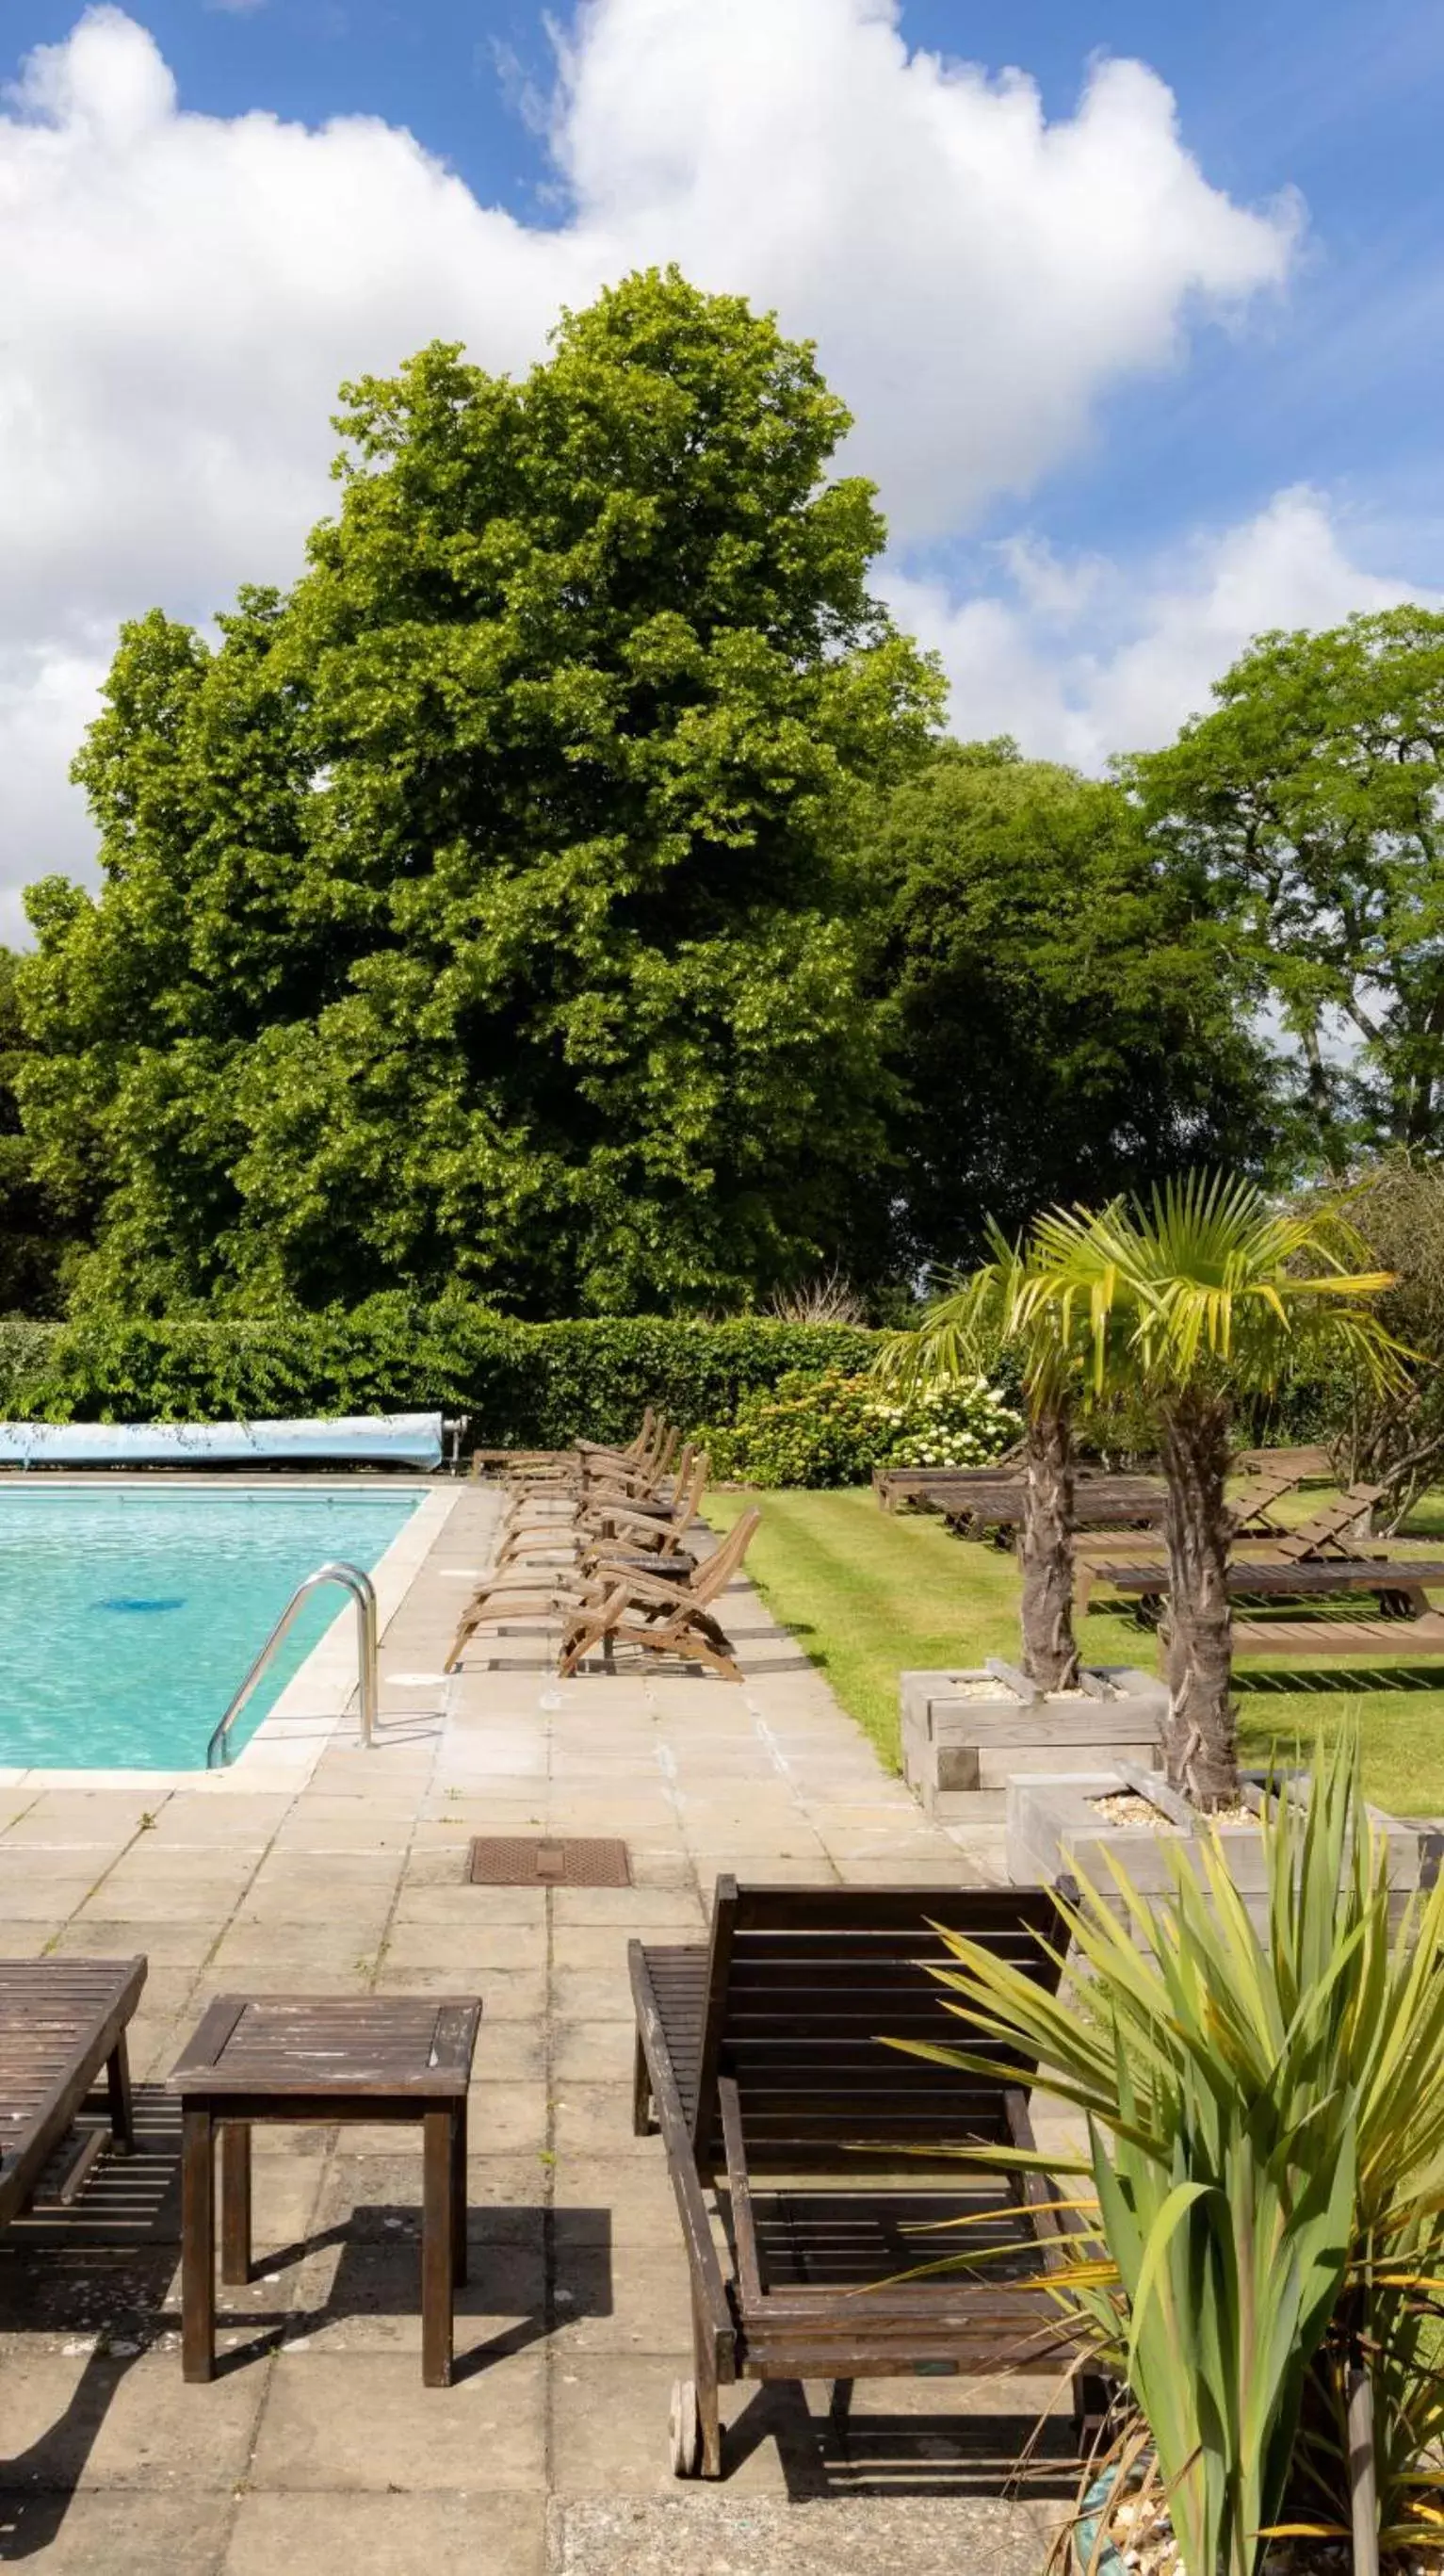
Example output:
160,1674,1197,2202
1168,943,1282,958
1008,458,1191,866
0,948,68,1314
19,269,939,1317
860,739,1277,1272
1128,606,1444,1158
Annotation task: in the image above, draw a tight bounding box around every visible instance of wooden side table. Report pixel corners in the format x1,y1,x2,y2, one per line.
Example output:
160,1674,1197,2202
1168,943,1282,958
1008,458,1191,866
169,1993,481,2388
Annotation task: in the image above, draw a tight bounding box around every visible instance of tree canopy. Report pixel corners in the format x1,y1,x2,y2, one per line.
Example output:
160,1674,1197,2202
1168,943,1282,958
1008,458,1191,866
1127,607,1444,1161
18,269,940,1317
859,739,1277,1273
0,949,67,1315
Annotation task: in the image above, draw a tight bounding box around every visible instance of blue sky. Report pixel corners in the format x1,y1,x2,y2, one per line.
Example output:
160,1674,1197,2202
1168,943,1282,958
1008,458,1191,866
1,0,1441,930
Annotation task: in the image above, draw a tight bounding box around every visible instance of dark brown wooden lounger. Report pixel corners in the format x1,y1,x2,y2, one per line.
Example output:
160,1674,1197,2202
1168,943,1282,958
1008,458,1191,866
1094,1555,1444,1622
629,1878,1088,2480
0,1957,146,2225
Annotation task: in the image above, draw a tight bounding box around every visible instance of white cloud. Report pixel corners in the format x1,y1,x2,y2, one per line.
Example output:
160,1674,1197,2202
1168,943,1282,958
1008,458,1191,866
557,1,1296,536
0,640,111,944
885,486,1437,768
0,0,1300,921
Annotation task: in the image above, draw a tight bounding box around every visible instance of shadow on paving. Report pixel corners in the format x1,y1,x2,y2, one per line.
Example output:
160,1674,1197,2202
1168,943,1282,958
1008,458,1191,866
0,2088,615,2551
0,2346,148,2560
723,2382,1080,2502
194,2208,611,2383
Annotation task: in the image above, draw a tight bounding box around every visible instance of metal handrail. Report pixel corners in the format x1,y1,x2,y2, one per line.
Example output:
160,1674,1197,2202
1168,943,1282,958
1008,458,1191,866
206,1560,379,1769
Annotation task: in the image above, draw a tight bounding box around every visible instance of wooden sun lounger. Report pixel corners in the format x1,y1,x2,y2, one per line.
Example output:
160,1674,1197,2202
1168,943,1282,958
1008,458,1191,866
873,1456,1026,1509
1239,1483,1385,1563
629,1878,1088,2480
558,1511,761,1683
481,1411,668,1487
0,1958,146,2227
1081,1486,1393,1618
498,1451,706,1563
1071,1465,1308,1610
1094,1555,1444,1623
446,1509,757,1677
874,1459,1139,1513
920,1475,1165,1539
1233,1443,1335,1483
1226,1462,1306,1536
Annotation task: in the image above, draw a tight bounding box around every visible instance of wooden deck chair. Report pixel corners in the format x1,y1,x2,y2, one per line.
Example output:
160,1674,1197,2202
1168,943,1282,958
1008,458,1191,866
557,1510,761,1683
514,1421,680,1506
1084,1482,1393,1612
442,1495,716,1672
629,1877,1089,2481
497,1451,706,1569
1225,1462,1305,1537
501,1410,666,1490
1233,1443,1334,1482
580,1424,681,1497
575,1410,680,1470
441,1541,700,1672
470,1408,658,1481
1237,1481,1386,1564
0,1959,146,2229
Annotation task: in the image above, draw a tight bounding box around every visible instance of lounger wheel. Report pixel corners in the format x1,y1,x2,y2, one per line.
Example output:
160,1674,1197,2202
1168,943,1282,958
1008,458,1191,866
669,2378,705,2478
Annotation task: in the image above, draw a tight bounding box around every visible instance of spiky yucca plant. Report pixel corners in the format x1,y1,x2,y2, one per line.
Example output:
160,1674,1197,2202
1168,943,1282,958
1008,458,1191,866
893,1734,1444,2576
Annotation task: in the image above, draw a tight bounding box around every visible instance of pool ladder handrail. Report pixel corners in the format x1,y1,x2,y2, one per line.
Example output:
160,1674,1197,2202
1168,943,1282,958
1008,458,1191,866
206,1560,380,1769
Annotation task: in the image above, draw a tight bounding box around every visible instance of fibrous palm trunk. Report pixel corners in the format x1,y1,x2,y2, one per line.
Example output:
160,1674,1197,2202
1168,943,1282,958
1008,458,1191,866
1160,1385,1238,1806
1017,1396,1079,1692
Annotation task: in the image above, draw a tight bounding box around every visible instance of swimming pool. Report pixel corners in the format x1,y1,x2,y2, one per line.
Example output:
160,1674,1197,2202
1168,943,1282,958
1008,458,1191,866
0,1488,425,1769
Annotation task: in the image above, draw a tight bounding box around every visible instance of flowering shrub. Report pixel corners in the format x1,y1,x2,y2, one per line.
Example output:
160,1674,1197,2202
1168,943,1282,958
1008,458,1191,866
884,1377,1023,1468
699,1369,1020,1489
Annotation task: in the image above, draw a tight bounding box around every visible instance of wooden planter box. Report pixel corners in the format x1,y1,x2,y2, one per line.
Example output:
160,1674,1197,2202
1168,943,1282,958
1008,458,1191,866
900,1661,1168,1822
1006,1766,1431,1930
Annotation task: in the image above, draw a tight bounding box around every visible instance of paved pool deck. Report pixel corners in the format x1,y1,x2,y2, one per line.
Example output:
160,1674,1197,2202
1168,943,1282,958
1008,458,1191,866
0,1483,1066,2574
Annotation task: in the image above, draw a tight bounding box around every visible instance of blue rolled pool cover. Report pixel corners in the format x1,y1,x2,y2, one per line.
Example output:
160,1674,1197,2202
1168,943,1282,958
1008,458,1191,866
0,1412,445,1470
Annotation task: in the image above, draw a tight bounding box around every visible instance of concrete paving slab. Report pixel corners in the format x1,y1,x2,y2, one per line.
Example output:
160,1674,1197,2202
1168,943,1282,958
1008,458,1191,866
0,2488,235,2570
549,2496,1059,2576
0,1481,1038,2570
0,2350,265,2490
249,2350,547,2490
223,2490,545,2576
549,2356,792,2497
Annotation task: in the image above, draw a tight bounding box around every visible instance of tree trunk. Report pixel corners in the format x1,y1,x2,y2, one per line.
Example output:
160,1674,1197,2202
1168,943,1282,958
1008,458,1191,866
1017,1398,1079,1692
1160,1387,1238,1807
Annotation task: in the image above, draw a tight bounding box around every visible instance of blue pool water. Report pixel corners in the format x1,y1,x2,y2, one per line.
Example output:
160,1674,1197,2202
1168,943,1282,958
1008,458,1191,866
0,1489,423,1769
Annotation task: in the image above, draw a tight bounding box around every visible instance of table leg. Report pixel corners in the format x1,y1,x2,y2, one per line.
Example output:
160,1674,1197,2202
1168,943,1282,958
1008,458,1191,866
422,2107,456,2389
220,2122,252,2287
451,2100,467,2288
105,2033,136,2155
181,2108,216,2384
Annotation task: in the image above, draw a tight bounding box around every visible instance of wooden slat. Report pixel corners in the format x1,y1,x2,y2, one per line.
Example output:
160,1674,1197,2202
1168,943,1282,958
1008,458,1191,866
0,1958,146,2229
168,1996,481,2101
630,1880,1081,2405
1235,1611,1444,1657
1095,1557,1444,1600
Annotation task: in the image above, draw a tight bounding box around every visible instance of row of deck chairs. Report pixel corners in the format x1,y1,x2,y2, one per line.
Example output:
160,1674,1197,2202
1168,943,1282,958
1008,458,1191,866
447,1410,760,1681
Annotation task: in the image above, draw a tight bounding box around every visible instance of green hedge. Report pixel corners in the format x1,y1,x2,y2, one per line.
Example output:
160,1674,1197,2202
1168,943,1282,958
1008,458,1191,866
0,1302,882,1451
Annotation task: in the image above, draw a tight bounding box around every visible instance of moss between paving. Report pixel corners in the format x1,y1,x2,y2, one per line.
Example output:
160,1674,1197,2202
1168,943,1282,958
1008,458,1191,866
706,1484,1444,1819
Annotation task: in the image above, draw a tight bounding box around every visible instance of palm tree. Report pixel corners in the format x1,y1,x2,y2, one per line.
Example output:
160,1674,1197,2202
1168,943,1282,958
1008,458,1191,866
1017,1173,1403,1807
878,1227,1089,1692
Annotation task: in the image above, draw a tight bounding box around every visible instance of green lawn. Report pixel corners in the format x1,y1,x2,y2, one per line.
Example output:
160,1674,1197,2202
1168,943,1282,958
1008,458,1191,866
707,1484,1444,1818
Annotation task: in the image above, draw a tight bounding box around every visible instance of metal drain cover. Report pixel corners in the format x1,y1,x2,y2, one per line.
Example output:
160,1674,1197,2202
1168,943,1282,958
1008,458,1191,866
467,1835,631,1888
